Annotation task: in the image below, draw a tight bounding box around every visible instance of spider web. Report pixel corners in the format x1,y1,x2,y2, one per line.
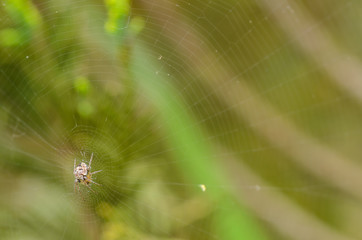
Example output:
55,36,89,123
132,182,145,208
1,0,362,239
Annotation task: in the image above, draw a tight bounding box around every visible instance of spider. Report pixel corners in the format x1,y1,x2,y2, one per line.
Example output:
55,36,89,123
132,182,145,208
74,153,102,193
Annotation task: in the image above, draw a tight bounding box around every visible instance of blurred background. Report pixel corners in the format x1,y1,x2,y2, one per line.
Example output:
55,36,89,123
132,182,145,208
1,0,362,239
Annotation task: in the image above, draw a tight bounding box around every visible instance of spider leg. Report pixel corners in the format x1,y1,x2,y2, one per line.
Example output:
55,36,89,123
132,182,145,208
89,179,101,185
85,184,95,193
74,179,79,193
90,170,102,175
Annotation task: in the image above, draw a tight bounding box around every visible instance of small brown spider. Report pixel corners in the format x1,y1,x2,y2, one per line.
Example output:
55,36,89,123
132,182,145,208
74,153,102,193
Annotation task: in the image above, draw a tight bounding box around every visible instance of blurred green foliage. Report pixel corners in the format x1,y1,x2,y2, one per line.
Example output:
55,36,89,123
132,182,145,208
2,0,362,240
4,0,41,28
104,0,130,35
0,28,22,46
132,43,265,240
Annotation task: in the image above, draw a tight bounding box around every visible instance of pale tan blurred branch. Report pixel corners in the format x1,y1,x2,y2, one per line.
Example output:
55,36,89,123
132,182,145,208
208,70,362,202
258,0,362,104
139,0,362,238
139,0,362,202
223,151,353,240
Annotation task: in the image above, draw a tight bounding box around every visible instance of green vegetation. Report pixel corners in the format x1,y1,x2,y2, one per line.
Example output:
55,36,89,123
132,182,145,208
1,0,362,240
